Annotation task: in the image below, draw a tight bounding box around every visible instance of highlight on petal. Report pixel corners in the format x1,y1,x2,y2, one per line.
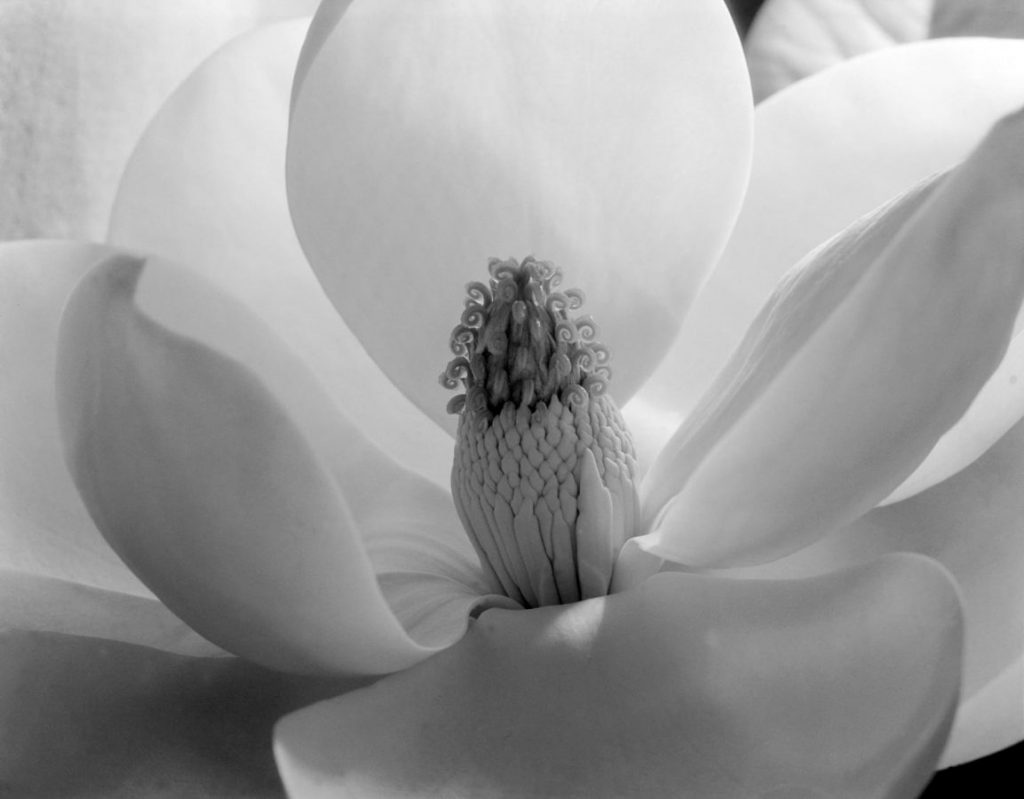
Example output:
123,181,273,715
0,0,317,241
0,568,221,658
639,107,1024,569
632,38,1024,490
287,0,753,431
0,240,148,595
108,18,452,488
56,253,495,675
725,415,1024,765
744,0,930,101
0,630,358,798
276,554,962,799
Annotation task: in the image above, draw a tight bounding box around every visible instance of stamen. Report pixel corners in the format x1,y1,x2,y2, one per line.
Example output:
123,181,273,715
442,257,639,608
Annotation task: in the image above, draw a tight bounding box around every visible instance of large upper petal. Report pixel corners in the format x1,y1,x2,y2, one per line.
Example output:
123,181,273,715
637,106,1024,568
0,0,317,241
723,414,1024,765
107,18,453,487
56,253,505,676
627,38,1024,478
276,554,961,799
287,0,753,432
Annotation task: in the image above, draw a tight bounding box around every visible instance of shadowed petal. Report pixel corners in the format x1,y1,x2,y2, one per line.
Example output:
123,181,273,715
744,0,929,101
932,0,1024,37
276,554,961,799
0,240,148,594
639,108,1024,568
0,0,317,241
0,568,221,657
287,0,753,432
725,415,1024,765
56,254,487,675
108,19,452,488
628,39,1024,480
0,630,362,798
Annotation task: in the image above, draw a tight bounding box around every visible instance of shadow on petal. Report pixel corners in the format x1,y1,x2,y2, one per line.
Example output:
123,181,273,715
0,630,363,798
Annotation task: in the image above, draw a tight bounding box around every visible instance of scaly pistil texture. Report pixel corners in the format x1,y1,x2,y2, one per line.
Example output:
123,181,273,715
442,257,639,607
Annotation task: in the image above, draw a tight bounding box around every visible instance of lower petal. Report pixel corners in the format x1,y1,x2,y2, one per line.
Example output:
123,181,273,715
276,554,961,799
0,629,359,798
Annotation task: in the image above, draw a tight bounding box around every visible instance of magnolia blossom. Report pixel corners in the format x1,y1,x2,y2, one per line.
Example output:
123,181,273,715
3,1,1024,797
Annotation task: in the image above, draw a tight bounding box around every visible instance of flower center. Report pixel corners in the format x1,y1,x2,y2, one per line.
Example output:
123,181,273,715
442,257,639,608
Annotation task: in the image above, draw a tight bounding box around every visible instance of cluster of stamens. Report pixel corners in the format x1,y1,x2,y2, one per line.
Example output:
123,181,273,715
441,257,638,608
441,256,611,423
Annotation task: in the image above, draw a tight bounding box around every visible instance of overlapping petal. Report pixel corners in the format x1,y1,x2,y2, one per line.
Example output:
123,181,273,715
0,0,317,241
276,555,961,799
728,415,1024,764
629,39,1024,489
0,240,148,594
56,253,502,675
287,0,753,432
107,18,452,488
637,107,1024,568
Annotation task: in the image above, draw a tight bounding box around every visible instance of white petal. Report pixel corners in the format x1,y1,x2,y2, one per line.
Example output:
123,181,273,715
0,0,317,240
287,0,753,432
932,0,1024,38
639,108,1024,568
0,240,147,594
57,254,491,675
108,18,452,487
276,554,961,799
633,38,1024,488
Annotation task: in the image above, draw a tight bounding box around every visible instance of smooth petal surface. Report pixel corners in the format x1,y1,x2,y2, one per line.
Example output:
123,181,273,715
726,415,1024,765
276,554,962,799
639,108,1024,568
0,240,147,594
57,254,492,675
744,0,929,100
287,0,753,432
0,0,316,241
108,19,452,487
629,39,1024,489
0,629,360,798
932,0,1024,38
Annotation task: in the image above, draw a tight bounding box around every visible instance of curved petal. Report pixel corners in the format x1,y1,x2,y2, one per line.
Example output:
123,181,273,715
56,253,493,675
0,629,358,798
276,554,961,799
108,19,451,488
638,108,1024,568
632,38,1024,491
287,0,753,431
0,0,317,241
0,239,148,594
744,0,929,101
0,568,221,657
932,0,1024,38
722,415,1024,764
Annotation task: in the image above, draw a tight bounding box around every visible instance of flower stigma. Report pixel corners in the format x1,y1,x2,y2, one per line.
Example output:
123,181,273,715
441,257,639,608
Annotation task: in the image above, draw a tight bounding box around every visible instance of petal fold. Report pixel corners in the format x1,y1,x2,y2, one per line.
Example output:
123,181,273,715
0,240,148,594
287,0,753,430
640,108,1024,568
276,554,962,799
56,254,480,675
108,18,452,487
